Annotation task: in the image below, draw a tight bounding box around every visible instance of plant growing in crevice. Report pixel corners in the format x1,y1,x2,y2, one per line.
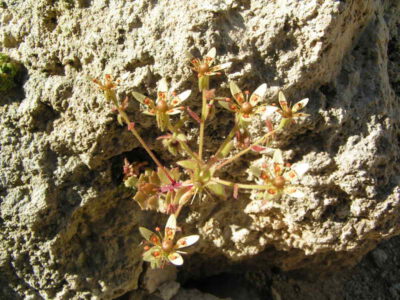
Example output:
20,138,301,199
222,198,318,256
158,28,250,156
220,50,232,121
0,53,21,93
94,48,310,269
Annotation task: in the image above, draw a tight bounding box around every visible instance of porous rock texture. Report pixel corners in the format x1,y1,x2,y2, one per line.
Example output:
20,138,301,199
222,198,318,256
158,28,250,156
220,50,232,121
1,0,400,299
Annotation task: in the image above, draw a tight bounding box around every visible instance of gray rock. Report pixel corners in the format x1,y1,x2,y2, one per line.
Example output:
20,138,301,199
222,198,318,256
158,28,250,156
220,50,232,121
1,0,400,299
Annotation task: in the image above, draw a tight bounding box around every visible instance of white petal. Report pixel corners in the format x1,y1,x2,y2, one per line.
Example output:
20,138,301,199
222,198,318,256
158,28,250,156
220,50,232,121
168,252,184,265
176,235,200,249
250,83,267,106
158,78,168,93
292,163,309,178
165,214,177,240
212,62,231,71
206,48,216,60
292,98,309,113
260,105,279,120
286,188,305,198
167,108,183,115
283,170,298,182
176,90,191,102
273,149,284,165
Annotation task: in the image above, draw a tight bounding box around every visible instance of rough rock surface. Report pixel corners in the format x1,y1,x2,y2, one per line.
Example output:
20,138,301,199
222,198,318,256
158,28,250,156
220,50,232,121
1,0,399,299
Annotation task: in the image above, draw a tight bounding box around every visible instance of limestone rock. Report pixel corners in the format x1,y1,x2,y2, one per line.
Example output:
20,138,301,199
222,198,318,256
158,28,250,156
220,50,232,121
1,0,399,299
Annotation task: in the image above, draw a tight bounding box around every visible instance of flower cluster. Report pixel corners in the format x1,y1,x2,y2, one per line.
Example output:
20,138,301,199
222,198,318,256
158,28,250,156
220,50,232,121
248,149,309,203
132,78,191,131
140,214,199,269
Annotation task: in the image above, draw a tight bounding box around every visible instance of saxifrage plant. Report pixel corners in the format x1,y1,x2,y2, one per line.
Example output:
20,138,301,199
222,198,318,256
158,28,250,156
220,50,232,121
94,48,310,269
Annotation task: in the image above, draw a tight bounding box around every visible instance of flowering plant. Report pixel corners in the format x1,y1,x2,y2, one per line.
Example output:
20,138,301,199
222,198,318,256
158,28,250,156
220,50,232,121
94,48,311,269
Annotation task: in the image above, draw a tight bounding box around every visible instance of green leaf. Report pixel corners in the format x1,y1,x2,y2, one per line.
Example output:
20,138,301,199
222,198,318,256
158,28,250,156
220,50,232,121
176,133,187,142
124,176,138,188
206,182,226,199
177,159,198,170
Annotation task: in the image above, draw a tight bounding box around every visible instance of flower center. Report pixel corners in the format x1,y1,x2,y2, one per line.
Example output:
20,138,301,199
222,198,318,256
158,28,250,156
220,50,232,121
241,102,253,114
157,100,169,113
199,63,209,74
162,239,174,252
273,176,285,189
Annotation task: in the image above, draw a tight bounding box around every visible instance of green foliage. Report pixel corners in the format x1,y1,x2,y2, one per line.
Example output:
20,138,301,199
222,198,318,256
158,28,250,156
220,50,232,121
0,53,20,93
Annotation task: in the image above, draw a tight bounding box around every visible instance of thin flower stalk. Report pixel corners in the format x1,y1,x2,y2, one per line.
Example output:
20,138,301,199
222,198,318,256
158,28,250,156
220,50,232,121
94,75,175,184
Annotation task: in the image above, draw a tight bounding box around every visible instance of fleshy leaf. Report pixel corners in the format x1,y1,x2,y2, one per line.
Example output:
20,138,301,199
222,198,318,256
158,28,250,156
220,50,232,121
177,159,198,170
176,133,187,142
117,114,124,126
124,176,138,188
206,182,226,199
233,184,239,199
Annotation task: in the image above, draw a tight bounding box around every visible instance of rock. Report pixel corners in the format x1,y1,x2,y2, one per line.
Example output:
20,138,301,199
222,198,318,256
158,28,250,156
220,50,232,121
1,0,400,298
157,281,180,300
371,249,388,268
